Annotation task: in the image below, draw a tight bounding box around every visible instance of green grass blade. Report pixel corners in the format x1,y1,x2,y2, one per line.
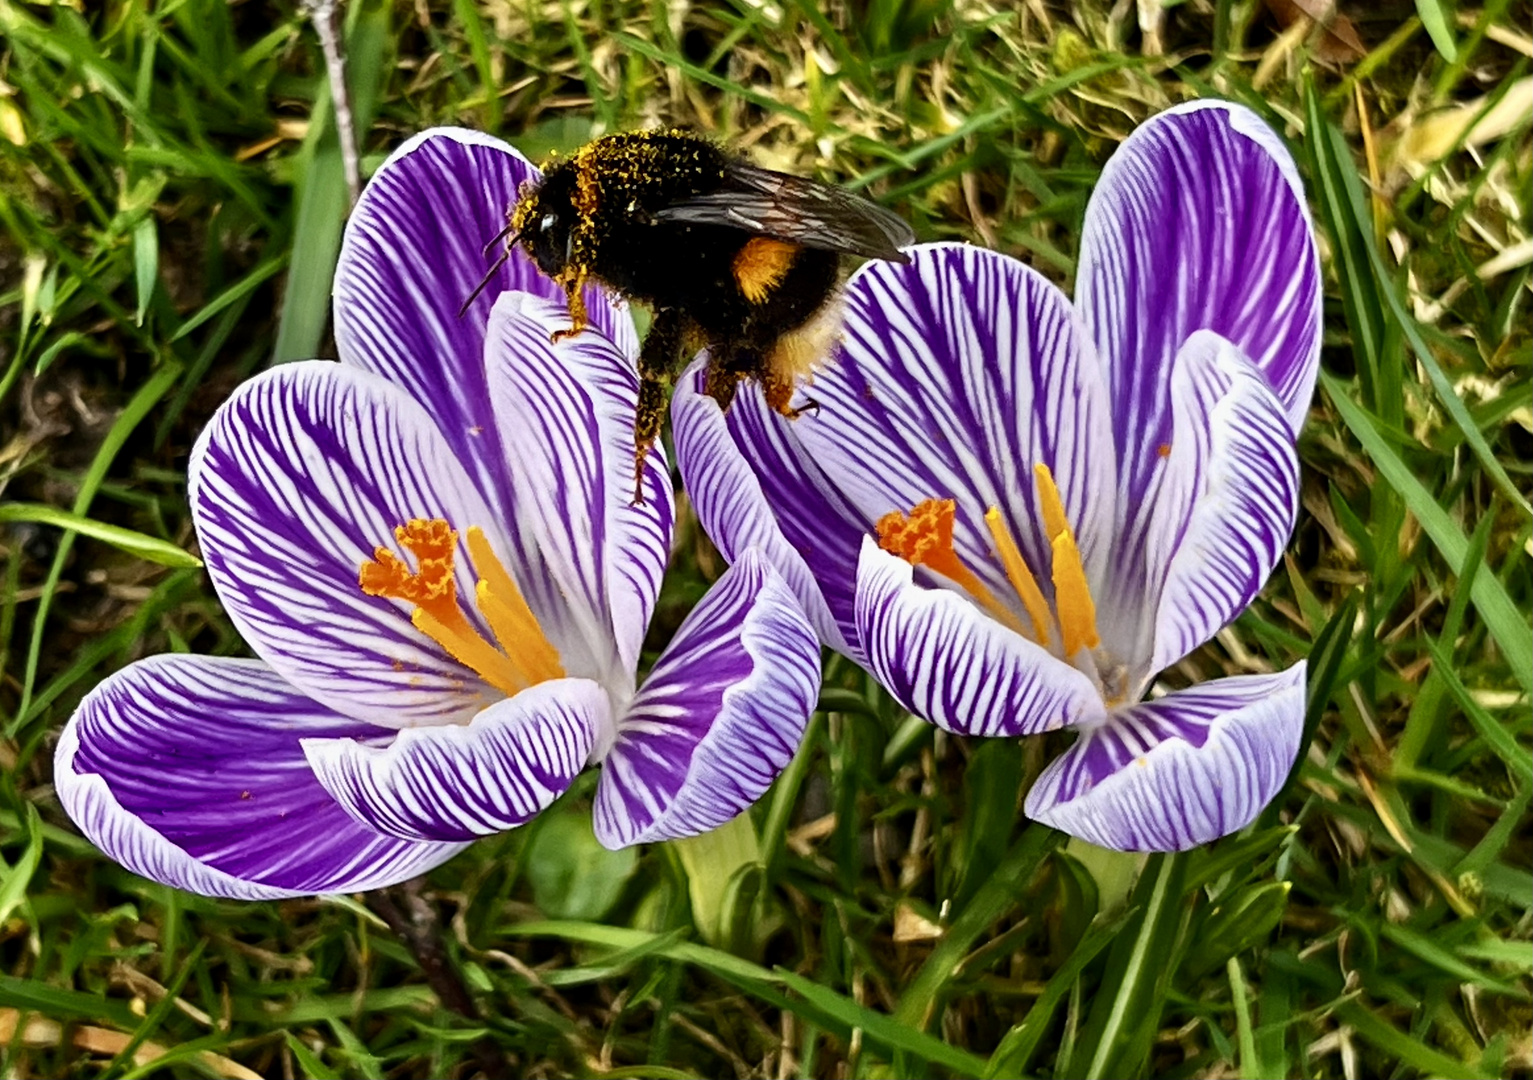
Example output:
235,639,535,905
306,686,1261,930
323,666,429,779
1421,636,1532,776
1075,853,1187,1079
133,213,158,325
1334,1001,1494,1079
893,824,1062,1031
452,0,498,132
985,905,1136,1078
1227,957,1259,1080
12,360,185,727
272,6,387,364
284,1034,342,1080
1307,81,1527,516
0,503,201,568
1415,0,1460,60
0,974,141,1027
0,803,43,927
1321,370,1531,693
611,33,811,124
1303,78,1390,416
775,968,990,1076
171,256,288,343
1378,924,1527,996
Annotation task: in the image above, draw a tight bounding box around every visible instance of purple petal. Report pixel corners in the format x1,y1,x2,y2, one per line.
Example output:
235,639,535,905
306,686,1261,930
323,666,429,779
1025,664,1306,851
853,538,1105,737
1146,333,1301,671
55,656,466,899
303,678,603,842
333,128,638,532
1077,101,1321,526
593,549,820,848
189,361,522,725
485,292,675,677
671,360,856,659
791,243,1117,613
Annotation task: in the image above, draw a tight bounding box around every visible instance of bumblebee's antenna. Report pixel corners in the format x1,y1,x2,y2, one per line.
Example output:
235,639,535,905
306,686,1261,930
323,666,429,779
457,230,518,318
481,222,514,259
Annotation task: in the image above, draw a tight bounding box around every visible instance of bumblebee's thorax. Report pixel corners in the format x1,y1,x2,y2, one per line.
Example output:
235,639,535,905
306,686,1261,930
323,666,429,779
516,132,728,285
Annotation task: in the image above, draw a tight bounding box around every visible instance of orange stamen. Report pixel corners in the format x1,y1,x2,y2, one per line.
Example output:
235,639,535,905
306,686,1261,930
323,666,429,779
360,519,563,696
1033,465,1100,657
877,499,1025,634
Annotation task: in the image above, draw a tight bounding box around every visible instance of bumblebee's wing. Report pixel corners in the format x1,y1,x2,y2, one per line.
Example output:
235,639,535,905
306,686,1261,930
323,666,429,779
651,161,914,262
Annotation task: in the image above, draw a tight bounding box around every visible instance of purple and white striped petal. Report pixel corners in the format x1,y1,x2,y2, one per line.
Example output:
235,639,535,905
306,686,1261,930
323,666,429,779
334,128,636,531
1024,664,1306,851
1077,101,1320,539
55,656,466,899
854,539,1105,737
671,362,857,659
485,292,675,679
189,361,524,726
593,549,820,849
302,679,603,842
1097,332,1301,674
792,244,1117,608
1146,333,1301,672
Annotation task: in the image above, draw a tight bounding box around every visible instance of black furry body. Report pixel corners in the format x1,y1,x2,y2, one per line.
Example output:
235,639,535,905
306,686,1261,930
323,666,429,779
502,130,914,497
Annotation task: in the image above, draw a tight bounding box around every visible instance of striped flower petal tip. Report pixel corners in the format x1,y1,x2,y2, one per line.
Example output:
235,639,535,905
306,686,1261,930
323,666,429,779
673,101,1320,852
57,129,822,899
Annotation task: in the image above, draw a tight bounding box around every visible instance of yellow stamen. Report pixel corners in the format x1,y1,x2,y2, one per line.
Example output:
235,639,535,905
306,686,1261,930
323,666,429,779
359,519,563,696
466,526,564,683
876,499,1025,635
1033,464,1100,657
876,484,1104,663
983,508,1052,648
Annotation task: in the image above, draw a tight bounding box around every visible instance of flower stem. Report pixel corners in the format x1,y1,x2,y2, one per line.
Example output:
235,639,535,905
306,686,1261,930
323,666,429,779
671,813,762,947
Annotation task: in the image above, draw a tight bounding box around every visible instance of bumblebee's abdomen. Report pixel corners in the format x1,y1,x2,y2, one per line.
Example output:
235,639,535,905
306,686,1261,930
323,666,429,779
595,222,834,327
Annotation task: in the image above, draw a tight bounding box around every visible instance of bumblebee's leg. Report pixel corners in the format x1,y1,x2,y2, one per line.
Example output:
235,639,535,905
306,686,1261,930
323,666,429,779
784,395,822,419
550,277,589,343
703,362,744,414
631,307,689,505
705,337,769,416
762,373,822,418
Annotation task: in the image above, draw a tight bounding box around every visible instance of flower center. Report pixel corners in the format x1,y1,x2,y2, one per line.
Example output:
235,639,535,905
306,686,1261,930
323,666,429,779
876,464,1101,660
359,519,564,696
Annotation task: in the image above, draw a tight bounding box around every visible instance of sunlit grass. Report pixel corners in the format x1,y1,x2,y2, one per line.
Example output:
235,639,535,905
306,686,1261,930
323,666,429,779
0,0,1528,1076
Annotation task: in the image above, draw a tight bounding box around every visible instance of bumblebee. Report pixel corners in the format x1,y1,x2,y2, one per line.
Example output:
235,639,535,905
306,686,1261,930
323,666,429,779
472,129,914,499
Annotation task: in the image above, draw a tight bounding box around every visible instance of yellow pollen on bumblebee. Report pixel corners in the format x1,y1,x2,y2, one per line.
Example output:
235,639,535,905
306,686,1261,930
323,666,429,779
876,471,1103,661
359,519,563,696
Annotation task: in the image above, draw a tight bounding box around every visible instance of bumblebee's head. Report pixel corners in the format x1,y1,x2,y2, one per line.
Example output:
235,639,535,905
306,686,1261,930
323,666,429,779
509,176,576,279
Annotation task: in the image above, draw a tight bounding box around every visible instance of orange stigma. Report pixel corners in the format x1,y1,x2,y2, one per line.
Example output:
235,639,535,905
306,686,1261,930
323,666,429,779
360,519,563,696
877,499,1026,634
876,469,1102,661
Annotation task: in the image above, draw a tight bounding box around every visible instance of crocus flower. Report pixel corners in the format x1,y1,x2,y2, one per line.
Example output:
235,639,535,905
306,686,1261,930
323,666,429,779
55,129,821,899
672,101,1321,851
